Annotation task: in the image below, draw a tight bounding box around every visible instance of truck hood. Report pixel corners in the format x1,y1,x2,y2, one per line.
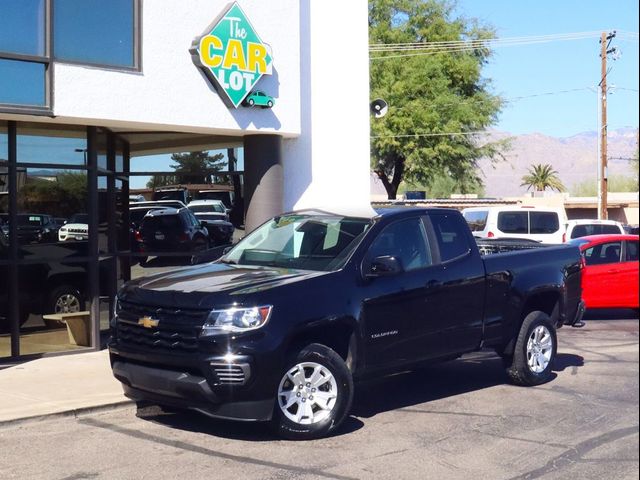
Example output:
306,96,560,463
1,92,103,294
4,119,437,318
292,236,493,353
120,262,331,309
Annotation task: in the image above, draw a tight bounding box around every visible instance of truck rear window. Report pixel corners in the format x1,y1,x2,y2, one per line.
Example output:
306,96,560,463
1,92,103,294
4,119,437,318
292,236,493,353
463,210,488,232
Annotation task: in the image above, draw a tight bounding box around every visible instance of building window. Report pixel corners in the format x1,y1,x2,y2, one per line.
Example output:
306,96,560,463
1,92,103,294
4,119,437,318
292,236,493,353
0,59,47,107
53,0,138,69
0,0,45,56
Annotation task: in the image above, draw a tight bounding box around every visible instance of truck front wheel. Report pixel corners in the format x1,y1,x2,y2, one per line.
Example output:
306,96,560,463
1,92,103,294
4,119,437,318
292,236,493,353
505,311,557,386
272,343,353,440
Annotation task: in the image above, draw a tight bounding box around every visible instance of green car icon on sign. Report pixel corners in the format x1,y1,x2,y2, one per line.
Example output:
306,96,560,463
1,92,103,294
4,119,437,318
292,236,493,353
243,91,275,108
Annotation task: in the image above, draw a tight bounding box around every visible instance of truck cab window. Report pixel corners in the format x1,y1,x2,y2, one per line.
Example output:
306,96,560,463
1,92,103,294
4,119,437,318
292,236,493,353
368,217,431,271
428,213,471,262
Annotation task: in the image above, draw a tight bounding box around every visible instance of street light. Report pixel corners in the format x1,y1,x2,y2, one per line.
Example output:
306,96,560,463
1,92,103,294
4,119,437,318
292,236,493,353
74,148,87,165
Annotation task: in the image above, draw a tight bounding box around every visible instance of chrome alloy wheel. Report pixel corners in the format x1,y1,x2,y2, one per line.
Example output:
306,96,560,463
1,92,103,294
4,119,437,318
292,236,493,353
277,361,338,425
55,294,81,314
526,325,553,373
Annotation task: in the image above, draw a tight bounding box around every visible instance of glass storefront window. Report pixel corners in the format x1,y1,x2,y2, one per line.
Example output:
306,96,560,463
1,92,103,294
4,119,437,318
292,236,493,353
0,59,46,106
17,125,87,166
16,168,88,255
53,0,136,68
0,0,45,56
17,261,92,355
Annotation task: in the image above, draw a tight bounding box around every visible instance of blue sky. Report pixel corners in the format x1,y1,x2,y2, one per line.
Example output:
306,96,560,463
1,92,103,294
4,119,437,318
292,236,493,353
456,0,639,137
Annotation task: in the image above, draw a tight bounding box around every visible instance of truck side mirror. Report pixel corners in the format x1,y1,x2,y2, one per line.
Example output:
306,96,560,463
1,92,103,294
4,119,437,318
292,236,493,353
365,255,403,278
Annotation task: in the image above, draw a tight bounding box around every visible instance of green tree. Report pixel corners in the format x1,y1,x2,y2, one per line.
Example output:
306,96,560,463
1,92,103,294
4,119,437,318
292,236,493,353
520,164,565,192
147,151,226,188
572,174,638,196
631,138,639,186
369,0,506,199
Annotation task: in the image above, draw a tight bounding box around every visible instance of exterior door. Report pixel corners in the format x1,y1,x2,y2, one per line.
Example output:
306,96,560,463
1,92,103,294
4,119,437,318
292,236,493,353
362,216,446,369
582,240,623,308
426,212,486,353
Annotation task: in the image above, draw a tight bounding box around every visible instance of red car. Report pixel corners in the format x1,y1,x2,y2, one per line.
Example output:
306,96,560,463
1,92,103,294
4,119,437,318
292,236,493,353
570,234,639,310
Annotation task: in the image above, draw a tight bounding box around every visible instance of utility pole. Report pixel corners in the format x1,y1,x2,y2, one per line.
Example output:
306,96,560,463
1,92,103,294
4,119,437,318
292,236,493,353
599,31,617,220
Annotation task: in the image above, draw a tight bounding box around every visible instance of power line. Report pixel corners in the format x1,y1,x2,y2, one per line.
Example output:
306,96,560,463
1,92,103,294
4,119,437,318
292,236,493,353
370,31,601,49
381,87,595,113
370,31,603,60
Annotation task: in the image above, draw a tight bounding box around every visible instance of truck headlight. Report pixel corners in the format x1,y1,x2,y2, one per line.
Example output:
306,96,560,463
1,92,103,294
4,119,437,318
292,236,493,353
201,305,272,335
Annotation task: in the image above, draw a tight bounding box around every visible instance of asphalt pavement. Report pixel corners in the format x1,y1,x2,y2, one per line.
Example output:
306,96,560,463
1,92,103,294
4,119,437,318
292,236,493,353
0,313,637,479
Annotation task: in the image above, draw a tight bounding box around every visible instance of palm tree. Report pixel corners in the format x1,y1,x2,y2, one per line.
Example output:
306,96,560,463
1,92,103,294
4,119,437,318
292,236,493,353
521,164,566,192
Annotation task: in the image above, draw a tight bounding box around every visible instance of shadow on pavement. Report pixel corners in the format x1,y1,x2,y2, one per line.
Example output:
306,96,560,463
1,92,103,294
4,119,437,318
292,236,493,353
351,355,511,419
135,403,364,441
136,353,510,439
552,353,584,372
134,351,582,439
584,308,638,321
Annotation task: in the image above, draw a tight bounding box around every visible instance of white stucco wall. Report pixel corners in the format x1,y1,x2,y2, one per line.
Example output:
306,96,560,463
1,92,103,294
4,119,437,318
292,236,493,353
53,0,301,136
26,0,372,214
283,0,371,212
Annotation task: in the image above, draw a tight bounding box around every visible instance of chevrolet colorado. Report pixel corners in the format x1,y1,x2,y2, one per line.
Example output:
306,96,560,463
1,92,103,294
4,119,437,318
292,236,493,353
109,208,584,439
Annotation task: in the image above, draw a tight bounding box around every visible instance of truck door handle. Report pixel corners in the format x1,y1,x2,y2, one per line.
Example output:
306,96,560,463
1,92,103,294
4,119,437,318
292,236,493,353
426,280,442,289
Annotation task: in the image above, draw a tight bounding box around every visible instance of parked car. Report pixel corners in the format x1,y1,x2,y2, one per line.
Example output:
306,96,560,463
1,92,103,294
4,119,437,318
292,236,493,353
132,200,187,210
196,189,235,210
187,199,229,221
129,206,171,258
242,90,275,108
135,208,209,265
129,194,146,203
1,214,60,244
58,213,89,242
462,206,567,243
569,234,639,310
110,208,584,440
198,216,234,246
152,187,191,205
623,224,640,235
563,219,624,242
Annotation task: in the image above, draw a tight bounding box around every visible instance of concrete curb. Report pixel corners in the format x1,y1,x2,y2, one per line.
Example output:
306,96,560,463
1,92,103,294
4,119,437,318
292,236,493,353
0,400,135,428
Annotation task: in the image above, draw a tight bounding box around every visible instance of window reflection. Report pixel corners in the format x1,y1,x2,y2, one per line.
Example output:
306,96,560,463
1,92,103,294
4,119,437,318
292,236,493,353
0,59,46,106
17,125,87,165
0,0,45,56
53,0,135,68
16,168,88,248
17,261,92,354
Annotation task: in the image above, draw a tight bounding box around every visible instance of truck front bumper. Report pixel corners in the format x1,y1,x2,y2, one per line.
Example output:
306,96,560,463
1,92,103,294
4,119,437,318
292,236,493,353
111,359,275,421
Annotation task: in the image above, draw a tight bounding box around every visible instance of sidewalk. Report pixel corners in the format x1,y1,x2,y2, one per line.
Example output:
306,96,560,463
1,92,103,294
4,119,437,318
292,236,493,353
0,349,131,424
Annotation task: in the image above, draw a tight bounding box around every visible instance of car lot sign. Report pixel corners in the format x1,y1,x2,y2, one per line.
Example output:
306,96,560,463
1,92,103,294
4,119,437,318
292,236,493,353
192,2,273,108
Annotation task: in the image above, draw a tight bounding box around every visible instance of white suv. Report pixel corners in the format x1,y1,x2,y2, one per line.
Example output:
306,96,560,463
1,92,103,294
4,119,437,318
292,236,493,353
462,206,567,244
563,219,625,242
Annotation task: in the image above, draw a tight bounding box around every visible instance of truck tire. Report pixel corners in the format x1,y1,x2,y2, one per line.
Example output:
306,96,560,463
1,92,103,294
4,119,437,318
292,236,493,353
46,285,85,324
505,310,557,386
272,343,353,440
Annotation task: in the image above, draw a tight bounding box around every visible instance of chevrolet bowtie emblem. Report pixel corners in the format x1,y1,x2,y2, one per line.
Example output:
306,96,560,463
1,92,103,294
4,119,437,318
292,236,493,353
138,316,159,328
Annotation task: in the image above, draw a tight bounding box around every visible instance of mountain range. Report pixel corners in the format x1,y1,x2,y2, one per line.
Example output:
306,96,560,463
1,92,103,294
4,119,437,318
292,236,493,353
478,127,638,197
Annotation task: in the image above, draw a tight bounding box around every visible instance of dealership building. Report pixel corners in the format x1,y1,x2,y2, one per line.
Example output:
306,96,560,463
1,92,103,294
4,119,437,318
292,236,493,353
0,0,371,359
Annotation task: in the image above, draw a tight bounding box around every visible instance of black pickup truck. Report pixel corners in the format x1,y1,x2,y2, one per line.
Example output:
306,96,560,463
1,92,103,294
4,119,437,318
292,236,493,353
109,208,584,440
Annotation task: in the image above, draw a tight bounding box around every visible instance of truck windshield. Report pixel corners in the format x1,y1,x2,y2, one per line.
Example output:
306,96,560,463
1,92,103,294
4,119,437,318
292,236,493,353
222,214,371,271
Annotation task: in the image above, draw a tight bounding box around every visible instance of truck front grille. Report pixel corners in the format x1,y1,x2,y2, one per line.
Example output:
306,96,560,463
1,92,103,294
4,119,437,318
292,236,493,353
116,301,208,353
